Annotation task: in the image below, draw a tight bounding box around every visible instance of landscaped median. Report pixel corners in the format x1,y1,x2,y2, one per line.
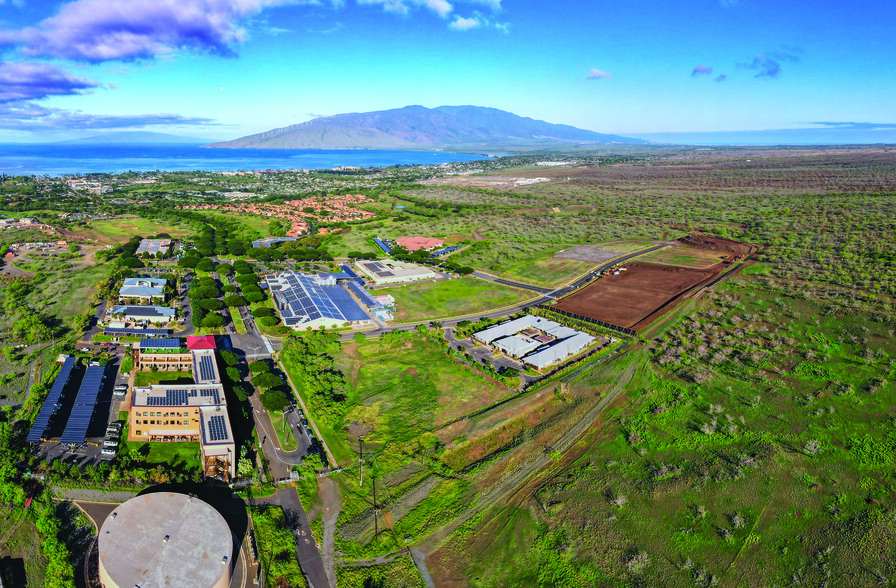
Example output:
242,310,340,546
228,306,248,334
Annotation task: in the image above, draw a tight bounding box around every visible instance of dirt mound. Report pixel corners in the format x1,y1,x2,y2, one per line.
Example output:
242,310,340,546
679,234,755,257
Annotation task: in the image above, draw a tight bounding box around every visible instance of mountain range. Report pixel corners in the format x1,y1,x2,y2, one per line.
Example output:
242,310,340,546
58,131,213,144
205,105,644,151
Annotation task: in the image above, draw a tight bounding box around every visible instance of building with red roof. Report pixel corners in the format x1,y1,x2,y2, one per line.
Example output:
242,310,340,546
396,237,444,252
186,335,216,350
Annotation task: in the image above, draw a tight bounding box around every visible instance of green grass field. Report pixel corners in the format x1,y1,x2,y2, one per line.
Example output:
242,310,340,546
268,409,297,451
382,277,533,322
87,218,191,242
134,370,193,386
636,245,727,268
335,555,425,587
339,333,516,445
120,441,201,471
488,253,595,287
195,210,272,236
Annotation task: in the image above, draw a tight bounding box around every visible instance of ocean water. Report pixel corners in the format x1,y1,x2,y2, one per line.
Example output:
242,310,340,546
0,143,489,176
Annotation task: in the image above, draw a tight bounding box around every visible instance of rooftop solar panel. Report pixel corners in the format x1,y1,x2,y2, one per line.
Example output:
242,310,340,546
374,238,392,254
60,365,104,444
105,327,171,336
139,337,180,349
27,356,77,442
205,414,229,442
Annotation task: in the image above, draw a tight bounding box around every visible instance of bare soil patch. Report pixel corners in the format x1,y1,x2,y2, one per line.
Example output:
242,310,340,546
554,262,719,330
679,234,756,258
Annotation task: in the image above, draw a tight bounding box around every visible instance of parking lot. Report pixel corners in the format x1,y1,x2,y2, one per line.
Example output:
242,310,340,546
34,346,131,467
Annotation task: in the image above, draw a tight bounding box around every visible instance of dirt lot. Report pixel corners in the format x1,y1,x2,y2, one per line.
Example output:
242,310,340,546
553,262,719,330
554,244,627,264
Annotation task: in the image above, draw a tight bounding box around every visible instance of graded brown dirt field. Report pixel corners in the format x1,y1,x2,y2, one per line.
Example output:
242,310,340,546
553,262,719,330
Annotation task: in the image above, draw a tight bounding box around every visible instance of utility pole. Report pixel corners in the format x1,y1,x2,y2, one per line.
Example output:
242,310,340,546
373,470,379,541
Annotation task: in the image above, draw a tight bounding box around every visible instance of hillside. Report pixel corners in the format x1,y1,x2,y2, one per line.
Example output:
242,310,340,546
205,105,644,151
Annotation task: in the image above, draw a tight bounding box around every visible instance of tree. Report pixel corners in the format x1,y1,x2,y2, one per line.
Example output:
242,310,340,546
201,314,224,328
226,367,242,382
244,291,265,303
220,350,239,366
260,389,290,412
252,372,282,391
198,298,224,311
195,258,215,272
233,260,253,274
252,307,274,318
224,294,247,307
259,316,279,327
248,360,270,374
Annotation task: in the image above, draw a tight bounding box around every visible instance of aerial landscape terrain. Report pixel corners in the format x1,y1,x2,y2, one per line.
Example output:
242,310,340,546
1,145,895,588
1,0,895,587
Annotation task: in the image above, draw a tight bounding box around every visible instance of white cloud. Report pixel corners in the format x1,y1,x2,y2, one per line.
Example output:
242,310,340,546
468,0,500,9
449,15,480,30
356,0,453,18
587,68,611,80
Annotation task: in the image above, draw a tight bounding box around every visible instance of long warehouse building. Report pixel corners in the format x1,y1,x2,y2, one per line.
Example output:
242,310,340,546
266,271,372,330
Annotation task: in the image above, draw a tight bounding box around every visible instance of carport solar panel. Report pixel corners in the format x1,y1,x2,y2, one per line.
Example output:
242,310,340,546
27,356,77,442
105,328,172,336
60,365,105,444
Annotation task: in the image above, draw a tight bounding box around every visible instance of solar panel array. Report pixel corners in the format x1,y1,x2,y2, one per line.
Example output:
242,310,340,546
105,327,171,336
200,387,222,404
274,272,369,326
138,337,180,349
430,246,461,258
339,264,359,279
60,365,105,444
145,388,190,406
196,354,218,383
27,356,77,442
347,279,382,309
374,238,392,254
205,415,229,442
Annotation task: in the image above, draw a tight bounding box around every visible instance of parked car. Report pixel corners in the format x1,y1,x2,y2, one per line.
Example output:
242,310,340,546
79,347,90,352
101,448,116,457
103,439,119,448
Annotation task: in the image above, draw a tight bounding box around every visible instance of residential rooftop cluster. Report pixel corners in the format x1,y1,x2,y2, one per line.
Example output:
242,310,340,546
179,193,374,237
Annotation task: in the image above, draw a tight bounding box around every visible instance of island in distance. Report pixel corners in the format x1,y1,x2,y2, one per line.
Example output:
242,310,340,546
205,104,646,151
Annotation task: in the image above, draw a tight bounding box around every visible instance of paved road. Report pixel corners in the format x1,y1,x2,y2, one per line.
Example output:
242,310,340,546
252,487,329,588
250,395,310,481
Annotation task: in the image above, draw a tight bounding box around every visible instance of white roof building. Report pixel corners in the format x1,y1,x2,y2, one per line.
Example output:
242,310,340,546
473,315,598,371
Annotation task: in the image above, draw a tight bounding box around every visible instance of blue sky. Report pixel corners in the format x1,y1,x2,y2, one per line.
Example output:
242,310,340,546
0,0,893,142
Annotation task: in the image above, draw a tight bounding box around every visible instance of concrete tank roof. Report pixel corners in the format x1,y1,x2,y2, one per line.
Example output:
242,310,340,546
98,492,232,588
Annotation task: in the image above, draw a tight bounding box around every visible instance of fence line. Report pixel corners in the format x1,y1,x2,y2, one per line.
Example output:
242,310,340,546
535,305,637,336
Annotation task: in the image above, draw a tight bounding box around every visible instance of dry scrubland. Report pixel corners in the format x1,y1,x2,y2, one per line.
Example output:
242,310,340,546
332,147,896,586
